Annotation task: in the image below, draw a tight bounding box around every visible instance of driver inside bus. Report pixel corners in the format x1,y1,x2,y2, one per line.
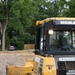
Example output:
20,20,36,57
58,32,70,51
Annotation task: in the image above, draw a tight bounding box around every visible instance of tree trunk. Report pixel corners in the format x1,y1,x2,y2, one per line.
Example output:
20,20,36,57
1,18,8,51
2,28,5,51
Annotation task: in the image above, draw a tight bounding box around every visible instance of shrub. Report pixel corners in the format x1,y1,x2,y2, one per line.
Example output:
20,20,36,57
16,41,24,50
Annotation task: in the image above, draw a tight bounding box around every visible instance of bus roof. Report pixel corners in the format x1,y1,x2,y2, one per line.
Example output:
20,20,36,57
36,17,75,26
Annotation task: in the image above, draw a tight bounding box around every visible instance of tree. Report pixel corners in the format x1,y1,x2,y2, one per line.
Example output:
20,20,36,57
0,0,8,51
62,0,75,17
6,0,60,45
0,0,23,51
5,0,41,48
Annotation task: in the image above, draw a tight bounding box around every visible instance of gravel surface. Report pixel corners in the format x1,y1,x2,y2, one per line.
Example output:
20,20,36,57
0,51,35,75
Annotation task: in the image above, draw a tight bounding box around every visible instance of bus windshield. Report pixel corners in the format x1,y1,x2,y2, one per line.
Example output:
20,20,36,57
49,31,75,52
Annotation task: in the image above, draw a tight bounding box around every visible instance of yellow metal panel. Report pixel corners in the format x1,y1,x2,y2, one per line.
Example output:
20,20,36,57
6,59,34,75
7,66,33,75
36,17,75,26
42,57,56,75
33,55,44,75
36,21,40,26
33,55,56,75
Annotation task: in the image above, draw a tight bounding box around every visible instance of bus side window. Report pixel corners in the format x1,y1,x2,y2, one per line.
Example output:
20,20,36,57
40,27,44,50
